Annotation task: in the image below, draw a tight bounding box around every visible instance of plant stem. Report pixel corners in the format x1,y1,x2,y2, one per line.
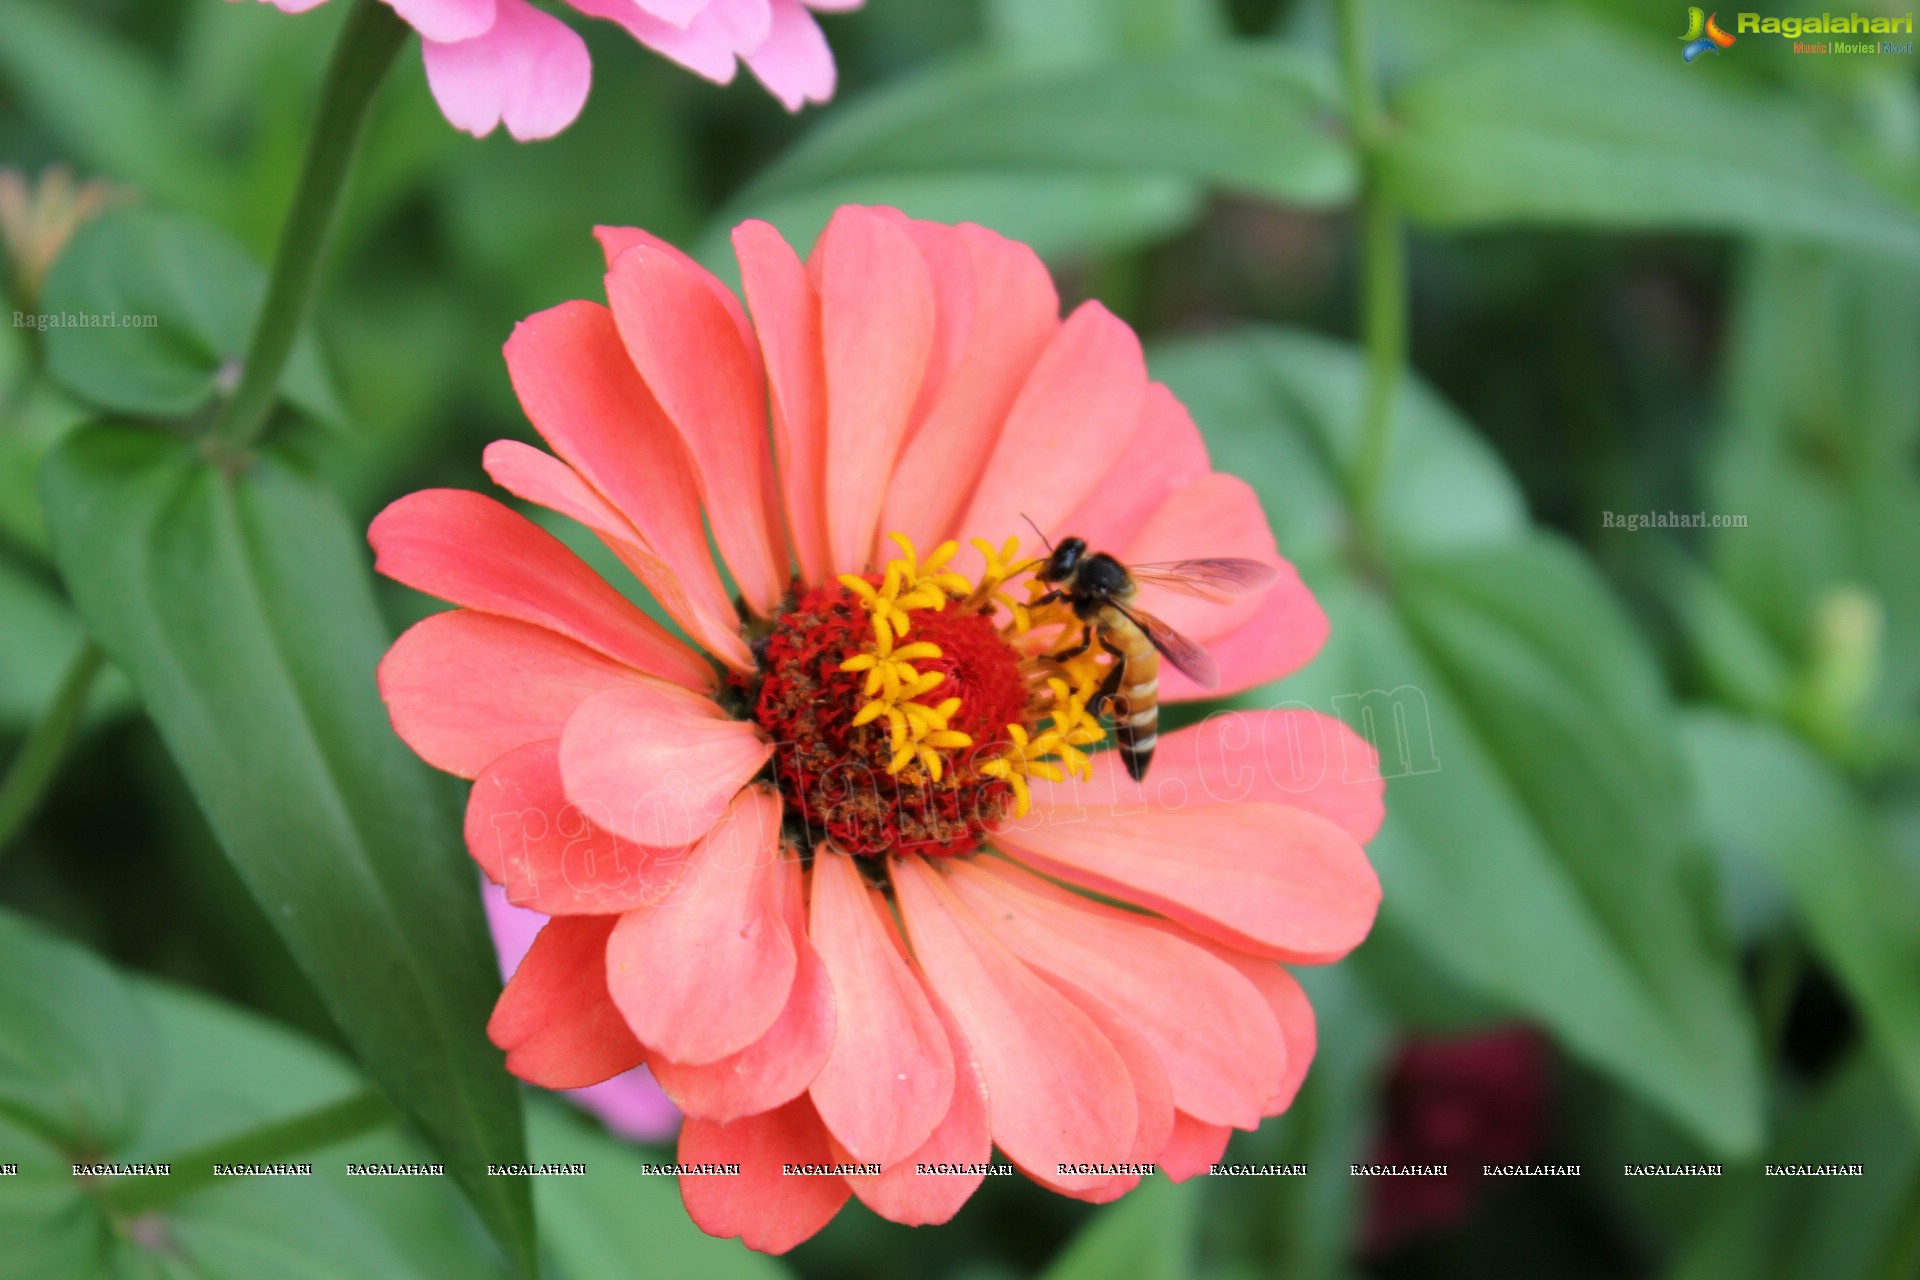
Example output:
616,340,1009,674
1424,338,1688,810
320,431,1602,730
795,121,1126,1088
0,639,105,859
209,0,408,455
97,1087,396,1216
1336,0,1408,536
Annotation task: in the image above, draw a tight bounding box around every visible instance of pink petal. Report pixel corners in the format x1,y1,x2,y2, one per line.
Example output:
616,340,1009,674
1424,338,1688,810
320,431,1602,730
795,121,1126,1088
421,0,591,141
488,914,645,1088
678,1096,850,1254
808,853,956,1166
378,609,639,779
467,740,695,914
1187,939,1318,1114
996,801,1380,964
1162,562,1329,703
558,683,771,849
733,219,832,587
1055,383,1210,554
944,858,1285,1129
1039,976,1172,1203
603,245,789,615
881,224,1059,553
1027,710,1385,846
1159,1112,1232,1181
743,0,835,111
650,858,836,1120
813,207,936,574
707,0,771,50
839,985,990,1226
255,0,334,13
892,856,1136,1193
502,301,750,668
566,0,738,83
1121,472,1279,643
629,0,704,25
958,300,1146,554
368,489,713,690
606,788,796,1064
386,0,495,42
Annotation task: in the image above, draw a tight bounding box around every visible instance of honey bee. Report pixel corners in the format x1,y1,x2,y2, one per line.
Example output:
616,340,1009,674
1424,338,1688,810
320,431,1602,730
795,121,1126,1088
1033,535,1278,781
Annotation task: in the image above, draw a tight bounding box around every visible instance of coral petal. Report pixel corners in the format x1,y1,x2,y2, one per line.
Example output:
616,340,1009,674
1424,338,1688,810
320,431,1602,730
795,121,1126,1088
946,858,1285,1129
678,1097,850,1254
650,859,836,1120
814,207,936,574
996,801,1380,964
1038,977,1172,1203
558,684,771,848
1028,710,1385,845
808,854,956,1166
378,609,639,779
1159,1112,1232,1182
603,244,788,614
466,740,693,914
369,489,712,689
488,914,645,1088
1055,382,1210,553
605,789,795,1064
1122,472,1279,642
959,300,1146,552
893,856,1136,1192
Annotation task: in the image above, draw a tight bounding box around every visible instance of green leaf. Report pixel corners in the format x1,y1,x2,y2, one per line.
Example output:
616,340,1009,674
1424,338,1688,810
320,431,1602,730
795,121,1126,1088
0,0,236,222
39,208,341,424
1153,327,1763,1156
730,44,1354,247
39,425,535,1275
1682,710,1920,1127
1668,1055,1920,1280
526,1104,790,1280
1377,0,1920,257
985,0,1224,66
1036,1175,1197,1280
0,908,513,1279
1706,245,1920,757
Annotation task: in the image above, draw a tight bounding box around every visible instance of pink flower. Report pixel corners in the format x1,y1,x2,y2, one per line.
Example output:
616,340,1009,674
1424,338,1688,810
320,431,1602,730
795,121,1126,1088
236,0,858,139
370,207,1384,1252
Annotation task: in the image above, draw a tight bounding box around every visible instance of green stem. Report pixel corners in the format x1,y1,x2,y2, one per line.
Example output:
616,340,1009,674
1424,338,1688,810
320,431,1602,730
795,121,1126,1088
0,639,105,859
97,1087,395,1216
209,0,407,455
1336,0,1408,536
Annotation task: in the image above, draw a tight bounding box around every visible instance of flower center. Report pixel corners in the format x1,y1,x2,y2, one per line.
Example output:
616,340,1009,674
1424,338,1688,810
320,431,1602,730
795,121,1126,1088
748,535,1108,859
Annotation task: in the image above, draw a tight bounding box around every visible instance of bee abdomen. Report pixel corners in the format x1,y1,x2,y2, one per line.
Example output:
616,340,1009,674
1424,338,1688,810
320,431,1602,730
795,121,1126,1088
1114,662,1161,782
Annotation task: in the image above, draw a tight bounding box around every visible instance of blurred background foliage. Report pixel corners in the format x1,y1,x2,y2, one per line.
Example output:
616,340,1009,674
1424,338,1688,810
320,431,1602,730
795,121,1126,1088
2,0,1918,1276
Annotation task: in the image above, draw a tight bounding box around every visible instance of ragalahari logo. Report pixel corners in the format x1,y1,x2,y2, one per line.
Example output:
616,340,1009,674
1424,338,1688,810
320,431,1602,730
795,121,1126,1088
1681,7,1738,59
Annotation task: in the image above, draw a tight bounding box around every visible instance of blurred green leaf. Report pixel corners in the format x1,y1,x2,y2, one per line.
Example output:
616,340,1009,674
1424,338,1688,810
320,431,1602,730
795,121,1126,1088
1667,1055,1920,1280
1155,328,1763,1157
1378,0,1920,258
729,44,1354,254
39,208,340,424
1707,245,1920,761
985,0,1224,65
1035,1175,1196,1280
1683,710,1920,1127
0,908,512,1280
0,0,236,222
528,1103,792,1280
39,425,535,1275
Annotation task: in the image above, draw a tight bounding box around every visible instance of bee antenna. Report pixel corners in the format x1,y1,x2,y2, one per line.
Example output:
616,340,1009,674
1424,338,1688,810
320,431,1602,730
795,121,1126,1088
1020,513,1054,553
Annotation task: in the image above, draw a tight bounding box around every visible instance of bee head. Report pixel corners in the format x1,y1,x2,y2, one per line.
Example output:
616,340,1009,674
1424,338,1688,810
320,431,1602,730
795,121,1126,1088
1039,536,1086,584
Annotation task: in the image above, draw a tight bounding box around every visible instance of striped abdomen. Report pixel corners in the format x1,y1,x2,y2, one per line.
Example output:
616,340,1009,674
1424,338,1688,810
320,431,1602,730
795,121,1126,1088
1099,606,1161,781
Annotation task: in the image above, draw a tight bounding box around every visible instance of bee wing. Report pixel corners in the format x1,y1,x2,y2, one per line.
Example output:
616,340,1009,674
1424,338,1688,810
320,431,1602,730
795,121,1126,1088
1127,557,1278,604
1117,603,1220,690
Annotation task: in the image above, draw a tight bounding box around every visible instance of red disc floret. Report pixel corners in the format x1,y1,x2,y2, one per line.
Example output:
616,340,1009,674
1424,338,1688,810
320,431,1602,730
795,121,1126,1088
751,580,1027,858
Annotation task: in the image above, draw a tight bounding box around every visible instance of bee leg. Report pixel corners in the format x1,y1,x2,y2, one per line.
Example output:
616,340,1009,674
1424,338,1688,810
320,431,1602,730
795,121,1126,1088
1090,635,1127,719
1098,660,1121,721
1053,625,1094,661
1034,590,1065,607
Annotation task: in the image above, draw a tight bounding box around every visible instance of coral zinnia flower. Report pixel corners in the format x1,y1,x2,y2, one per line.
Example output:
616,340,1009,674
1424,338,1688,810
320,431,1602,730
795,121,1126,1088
236,0,856,139
370,207,1384,1252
